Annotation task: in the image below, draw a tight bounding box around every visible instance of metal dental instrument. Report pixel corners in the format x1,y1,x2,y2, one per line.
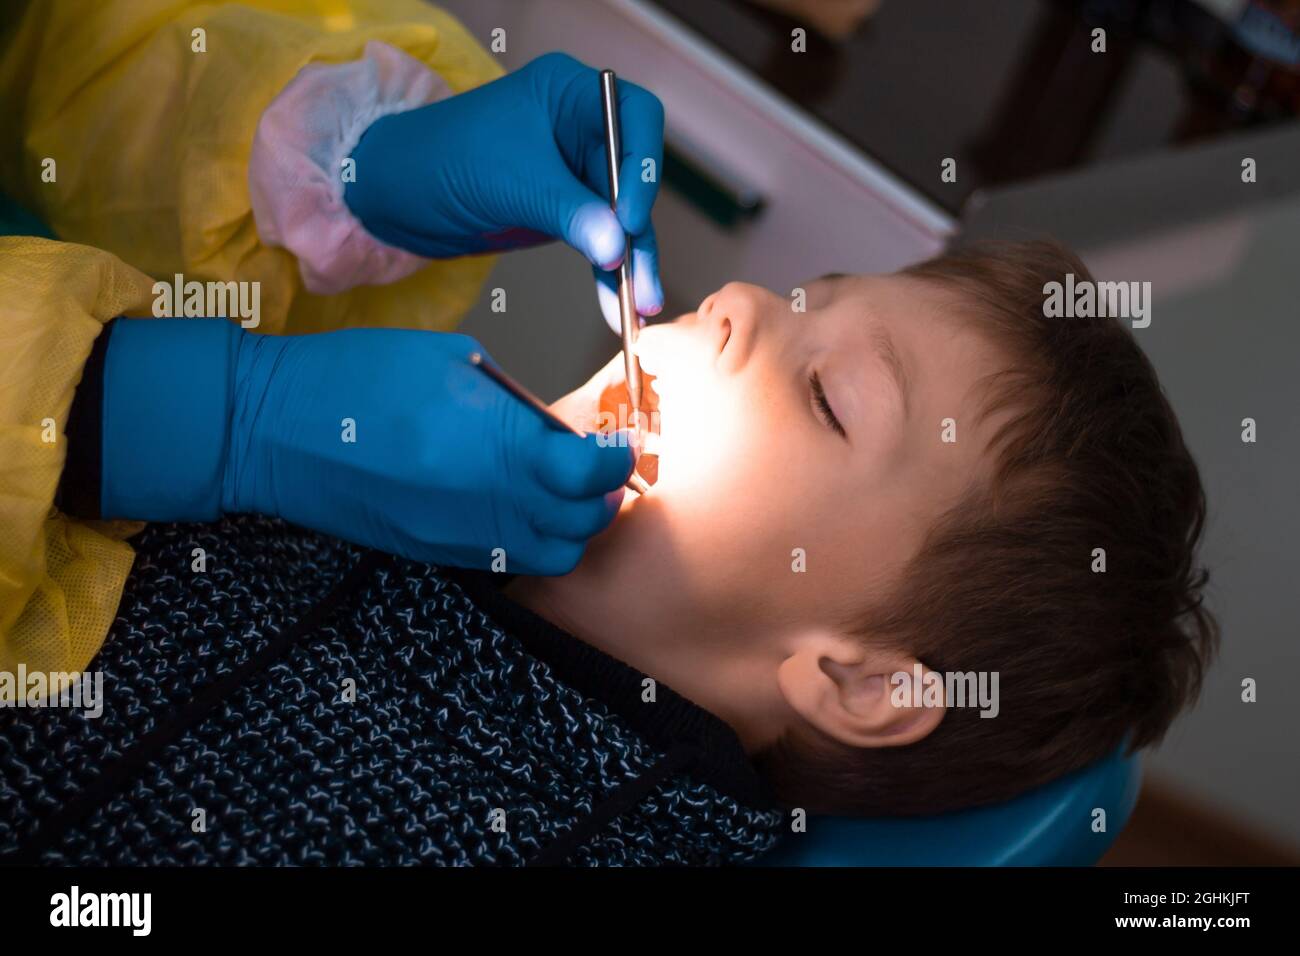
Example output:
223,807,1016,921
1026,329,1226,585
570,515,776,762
468,352,650,496
599,69,645,425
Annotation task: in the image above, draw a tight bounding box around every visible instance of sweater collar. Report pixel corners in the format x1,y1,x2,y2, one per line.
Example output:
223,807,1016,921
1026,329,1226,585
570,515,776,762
444,567,778,812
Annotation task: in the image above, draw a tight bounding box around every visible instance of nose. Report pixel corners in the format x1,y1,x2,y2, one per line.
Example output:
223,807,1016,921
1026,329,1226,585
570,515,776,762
702,282,758,373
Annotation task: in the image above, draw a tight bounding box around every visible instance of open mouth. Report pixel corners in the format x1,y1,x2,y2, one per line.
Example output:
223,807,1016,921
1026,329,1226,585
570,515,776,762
598,371,660,488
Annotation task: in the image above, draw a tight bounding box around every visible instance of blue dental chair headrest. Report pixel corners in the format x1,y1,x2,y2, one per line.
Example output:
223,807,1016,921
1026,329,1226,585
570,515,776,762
759,745,1141,866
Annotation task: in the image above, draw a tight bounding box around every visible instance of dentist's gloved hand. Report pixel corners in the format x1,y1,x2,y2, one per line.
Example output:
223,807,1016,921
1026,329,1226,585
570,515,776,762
342,52,665,333
98,319,636,574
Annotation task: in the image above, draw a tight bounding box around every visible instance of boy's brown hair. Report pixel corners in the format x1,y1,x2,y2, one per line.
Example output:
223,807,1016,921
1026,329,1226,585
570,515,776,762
755,239,1218,816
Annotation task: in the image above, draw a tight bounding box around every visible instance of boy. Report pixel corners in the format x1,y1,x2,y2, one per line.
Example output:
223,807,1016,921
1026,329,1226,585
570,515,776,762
0,240,1215,864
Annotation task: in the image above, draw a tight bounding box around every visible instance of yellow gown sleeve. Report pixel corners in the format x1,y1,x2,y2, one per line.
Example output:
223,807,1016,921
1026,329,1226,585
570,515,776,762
0,0,505,337
0,238,156,678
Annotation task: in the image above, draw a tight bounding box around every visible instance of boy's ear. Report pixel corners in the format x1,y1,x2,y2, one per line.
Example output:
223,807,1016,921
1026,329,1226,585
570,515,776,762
775,631,945,750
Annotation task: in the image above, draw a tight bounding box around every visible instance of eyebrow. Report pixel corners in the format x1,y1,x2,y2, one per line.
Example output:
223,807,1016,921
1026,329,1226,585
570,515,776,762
870,326,911,418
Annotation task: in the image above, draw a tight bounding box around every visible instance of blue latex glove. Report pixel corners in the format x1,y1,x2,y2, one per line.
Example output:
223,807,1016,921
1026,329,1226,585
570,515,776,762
99,319,636,574
343,52,665,333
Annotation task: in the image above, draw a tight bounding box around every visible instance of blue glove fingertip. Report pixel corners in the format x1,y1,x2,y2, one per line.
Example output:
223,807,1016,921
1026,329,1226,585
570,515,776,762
595,277,622,334
536,428,636,499
570,202,624,270
632,247,664,316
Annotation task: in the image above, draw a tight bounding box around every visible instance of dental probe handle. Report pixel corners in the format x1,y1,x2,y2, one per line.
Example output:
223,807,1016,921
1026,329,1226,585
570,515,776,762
599,69,644,419
468,352,650,496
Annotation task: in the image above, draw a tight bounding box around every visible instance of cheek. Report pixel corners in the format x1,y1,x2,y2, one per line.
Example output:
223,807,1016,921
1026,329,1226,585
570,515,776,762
677,500,853,623
656,402,849,603
671,379,831,511
649,370,758,498
613,350,868,607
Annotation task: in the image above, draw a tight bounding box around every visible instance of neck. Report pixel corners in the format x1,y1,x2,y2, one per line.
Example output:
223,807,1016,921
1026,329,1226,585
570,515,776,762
504,508,781,751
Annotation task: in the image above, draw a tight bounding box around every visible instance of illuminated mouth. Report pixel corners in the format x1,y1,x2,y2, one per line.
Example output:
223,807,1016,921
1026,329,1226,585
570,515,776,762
621,318,710,488
598,370,660,487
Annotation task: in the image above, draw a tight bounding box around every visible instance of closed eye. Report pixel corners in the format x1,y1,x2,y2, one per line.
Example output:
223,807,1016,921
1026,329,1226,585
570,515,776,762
809,371,847,439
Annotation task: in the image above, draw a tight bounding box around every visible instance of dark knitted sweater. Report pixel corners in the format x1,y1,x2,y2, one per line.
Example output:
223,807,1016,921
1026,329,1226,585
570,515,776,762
0,515,784,865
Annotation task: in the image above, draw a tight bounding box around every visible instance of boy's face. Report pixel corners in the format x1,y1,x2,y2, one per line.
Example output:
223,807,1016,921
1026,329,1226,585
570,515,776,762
524,272,1014,749
628,274,1007,628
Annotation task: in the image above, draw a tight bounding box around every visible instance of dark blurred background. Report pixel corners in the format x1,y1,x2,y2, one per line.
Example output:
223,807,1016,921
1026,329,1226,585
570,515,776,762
655,0,1300,211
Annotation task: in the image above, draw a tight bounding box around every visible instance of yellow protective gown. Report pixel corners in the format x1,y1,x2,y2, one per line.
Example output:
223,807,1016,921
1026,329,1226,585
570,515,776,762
0,1,503,679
